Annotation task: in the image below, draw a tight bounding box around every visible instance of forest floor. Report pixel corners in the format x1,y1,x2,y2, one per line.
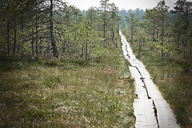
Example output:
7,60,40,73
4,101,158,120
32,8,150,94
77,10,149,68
0,45,136,127
129,39,192,128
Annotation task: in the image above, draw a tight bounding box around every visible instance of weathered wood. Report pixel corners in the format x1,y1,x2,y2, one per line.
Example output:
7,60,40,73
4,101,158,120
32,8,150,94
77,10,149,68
137,66,151,79
129,60,140,67
120,31,180,128
144,78,163,100
129,66,148,99
154,99,180,128
135,60,145,67
134,99,158,128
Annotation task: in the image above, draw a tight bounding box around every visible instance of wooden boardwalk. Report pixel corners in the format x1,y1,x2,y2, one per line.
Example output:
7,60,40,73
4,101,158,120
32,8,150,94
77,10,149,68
120,31,180,128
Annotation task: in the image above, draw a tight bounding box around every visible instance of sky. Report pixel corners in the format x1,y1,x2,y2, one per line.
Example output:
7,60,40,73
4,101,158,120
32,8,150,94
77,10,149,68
66,0,192,11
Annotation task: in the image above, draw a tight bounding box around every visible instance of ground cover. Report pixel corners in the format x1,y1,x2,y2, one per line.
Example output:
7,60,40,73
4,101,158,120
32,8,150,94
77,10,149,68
0,46,135,127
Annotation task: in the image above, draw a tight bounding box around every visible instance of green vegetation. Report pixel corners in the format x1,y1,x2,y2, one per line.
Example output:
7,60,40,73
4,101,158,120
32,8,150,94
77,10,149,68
0,0,120,60
1,0,191,127
121,1,192,127
122,0,192,71
129,42,192,128
122,0,192,127
0,0,136,127
0,44,135,127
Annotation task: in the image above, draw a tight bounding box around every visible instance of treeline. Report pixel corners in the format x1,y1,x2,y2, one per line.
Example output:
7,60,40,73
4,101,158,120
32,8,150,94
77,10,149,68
118,8,178,28
122,0,192,71
118,8,145,29
0,0,120,61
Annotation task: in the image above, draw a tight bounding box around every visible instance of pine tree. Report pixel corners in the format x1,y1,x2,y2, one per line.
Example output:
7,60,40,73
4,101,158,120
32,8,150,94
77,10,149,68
125,13,139,44
155,0,169,60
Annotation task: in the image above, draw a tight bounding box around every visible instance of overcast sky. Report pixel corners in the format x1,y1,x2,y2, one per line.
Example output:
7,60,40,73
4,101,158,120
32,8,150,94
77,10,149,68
66,0,192,10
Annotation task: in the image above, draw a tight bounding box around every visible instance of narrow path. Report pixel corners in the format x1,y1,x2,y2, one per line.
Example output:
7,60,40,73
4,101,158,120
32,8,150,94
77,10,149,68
119,31,180,128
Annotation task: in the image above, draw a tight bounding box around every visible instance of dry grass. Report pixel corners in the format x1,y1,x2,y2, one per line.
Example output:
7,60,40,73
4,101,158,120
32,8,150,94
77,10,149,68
0,47,135,127
146,65,192,128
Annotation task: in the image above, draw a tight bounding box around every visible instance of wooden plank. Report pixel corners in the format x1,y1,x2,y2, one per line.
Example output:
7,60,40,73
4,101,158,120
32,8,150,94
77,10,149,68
154,99,180,128
129,60,140,67
129,66,140,79
144,78,163,100
135,124,158,128
134,99,158,128
135,60,145,67
135,81,148,99
127,48,134,58
129,66,148,99
137,66,151,79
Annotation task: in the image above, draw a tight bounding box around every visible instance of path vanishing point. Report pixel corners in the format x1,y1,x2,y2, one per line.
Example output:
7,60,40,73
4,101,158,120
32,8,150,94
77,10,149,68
120,31,180,128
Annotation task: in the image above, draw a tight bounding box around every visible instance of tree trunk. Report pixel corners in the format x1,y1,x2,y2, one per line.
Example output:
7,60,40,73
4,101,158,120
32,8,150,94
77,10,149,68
152,23,155,40
103,0,107,40
7,0,10,54
90,14,93,27
183,41,186,59
63,41,66,53
111,28,114,42
85,41,88,61
138,40,142,57
80,42,84,58
35,7,38,55
39,39,42,54
157,22,159,39
32,22,34,56
131,18,133,44
103,19,106,39
13,23,17,54
85,31,88,61
161,16,164,61
21,26,24,56
50,0,58,58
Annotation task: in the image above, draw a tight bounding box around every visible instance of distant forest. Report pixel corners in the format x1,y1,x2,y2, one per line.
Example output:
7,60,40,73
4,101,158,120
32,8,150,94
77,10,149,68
83,8,178,29
82,8,146,28
118,9,178,29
